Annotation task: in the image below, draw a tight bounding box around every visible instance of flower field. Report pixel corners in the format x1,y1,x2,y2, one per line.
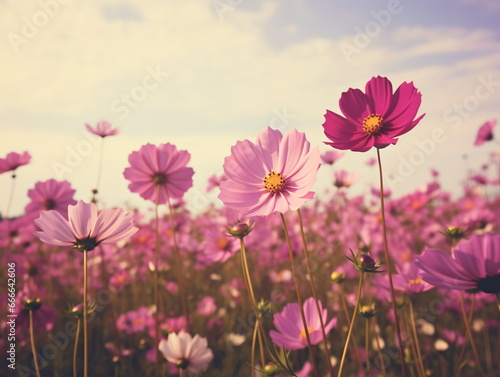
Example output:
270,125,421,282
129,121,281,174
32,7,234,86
1,78,499,377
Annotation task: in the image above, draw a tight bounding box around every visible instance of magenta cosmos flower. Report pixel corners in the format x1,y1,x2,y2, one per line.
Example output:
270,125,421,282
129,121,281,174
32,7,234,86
473,119,496,146
323,76,425,152
0,151,31,175
85,120,119,138
34,200,137,252
218,127,320,218
123,143,194,204
414,233,500,294
158,331,213,373
25,179,77,217
270,297,337,351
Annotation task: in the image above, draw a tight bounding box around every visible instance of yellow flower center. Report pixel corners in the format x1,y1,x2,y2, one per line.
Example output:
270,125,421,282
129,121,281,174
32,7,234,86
362,114,383,135
263,171,285,193
409,278,424,285
216,237,230,250
300,326,313,339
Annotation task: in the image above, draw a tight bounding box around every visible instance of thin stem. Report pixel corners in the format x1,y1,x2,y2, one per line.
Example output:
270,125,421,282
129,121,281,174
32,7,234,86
297,209,334,377
338,284,363,370
365,317,370,375
29,310,42,377
239,238,266,370
455,293,476,372
83,251,89,377
409,299,426,377
459,292,486,377
5,173,16,218
92,139,105,204
376,148,407,376
167,196,191,333
337,272,365,377
73,318,81,377
154,197,161,377
280,213,320,377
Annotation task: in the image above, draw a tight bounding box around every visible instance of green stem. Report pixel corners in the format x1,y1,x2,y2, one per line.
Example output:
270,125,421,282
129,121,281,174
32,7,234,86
459,292,486,377
338,284,364,371
372,317,388,377
297,209,334,377
83,251,88,377
409,299,426,377
29,310,42,377
73,318,80,377
337,272,364,377
280,214,320,377
376,148,407,376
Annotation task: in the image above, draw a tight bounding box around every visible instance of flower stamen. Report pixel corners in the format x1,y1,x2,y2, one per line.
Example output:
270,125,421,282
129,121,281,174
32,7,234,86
300,326,313,339
362,114,383,135
263,171,285,193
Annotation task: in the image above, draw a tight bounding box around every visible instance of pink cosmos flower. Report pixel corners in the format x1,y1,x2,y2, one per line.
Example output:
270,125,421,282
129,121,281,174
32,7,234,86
197,227,239,265
85,120,119,138
123,143,194,204
158,331,213,373
34,200,137,252
323,76,425,152
218,127,320,218
320,150,345,165
25,179,77,217
116,307,154,335
270,297,337,350
414,233,500,294
473,119,496,146
0,151,31,175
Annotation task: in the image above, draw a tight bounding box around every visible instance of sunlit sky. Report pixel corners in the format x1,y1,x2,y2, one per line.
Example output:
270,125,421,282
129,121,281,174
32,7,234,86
1,0,499,217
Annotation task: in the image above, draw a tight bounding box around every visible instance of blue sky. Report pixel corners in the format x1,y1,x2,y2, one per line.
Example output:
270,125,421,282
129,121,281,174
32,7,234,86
1,0,499,216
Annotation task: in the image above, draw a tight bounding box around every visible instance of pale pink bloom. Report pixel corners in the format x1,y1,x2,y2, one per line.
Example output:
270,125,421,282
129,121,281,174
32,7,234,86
158,331,213,373
0,151,31,175
473,119,496,146
34,200,137,252
123,143,194,204
85,120,119,137
219,127,320,218
320,150,345,165
196,296,217,317
25,179,77,217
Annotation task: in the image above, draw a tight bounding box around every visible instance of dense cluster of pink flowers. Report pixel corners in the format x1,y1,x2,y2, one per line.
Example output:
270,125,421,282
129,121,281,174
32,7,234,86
1,78,499,377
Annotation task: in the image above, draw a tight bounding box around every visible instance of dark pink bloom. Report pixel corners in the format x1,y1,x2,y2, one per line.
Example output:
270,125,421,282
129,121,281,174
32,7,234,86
34,200,137,252
270,297,336,350
474,119,496,146
218,127,320,218
123,143,194,204
196,296,217,317
25,179,77,217
0,151,31,175
323,76,425,152
158,332,213,373
414,233,500,294
197,227,239,265
116,307,154,334
85,120,119,138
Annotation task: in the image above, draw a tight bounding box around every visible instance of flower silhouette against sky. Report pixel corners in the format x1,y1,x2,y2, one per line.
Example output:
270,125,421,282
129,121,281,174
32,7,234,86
473,119,496,146
85,120,120,138
323,76,425,152
0,151,31,175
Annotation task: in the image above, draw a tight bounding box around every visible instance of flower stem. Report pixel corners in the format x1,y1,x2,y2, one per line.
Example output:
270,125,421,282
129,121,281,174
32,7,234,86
73,318,80,377
459,292,486,377
372,317,388,377
338,284,363,371
167,197,190,332
4,173,16,218
29,310,42,377
297,209,334,377
83,250,89,377
376,148,407,376
280,213,320,377
408,299,426,377
337,271,364,377
239,238,266,371
91,139,105,204
154,199,161,377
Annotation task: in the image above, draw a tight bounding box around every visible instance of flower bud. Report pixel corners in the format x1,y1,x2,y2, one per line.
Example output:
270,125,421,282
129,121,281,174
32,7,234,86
358,254,376,269
330,271,346,284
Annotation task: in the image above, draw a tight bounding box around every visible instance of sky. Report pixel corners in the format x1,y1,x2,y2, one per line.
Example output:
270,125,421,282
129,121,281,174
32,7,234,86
1,0,499,217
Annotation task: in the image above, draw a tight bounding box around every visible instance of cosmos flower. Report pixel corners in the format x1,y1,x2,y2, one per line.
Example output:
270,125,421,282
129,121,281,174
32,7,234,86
270,297,337,350
323,76,425,152
116,307,154,335
414,233,500,294
218,127,320,218
123,143,194,204
25,179,77,217
34,200,137,252
85,120,119,138
320,150,345,165
473,119,496,146
158,331,213,373
0,151,31,175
